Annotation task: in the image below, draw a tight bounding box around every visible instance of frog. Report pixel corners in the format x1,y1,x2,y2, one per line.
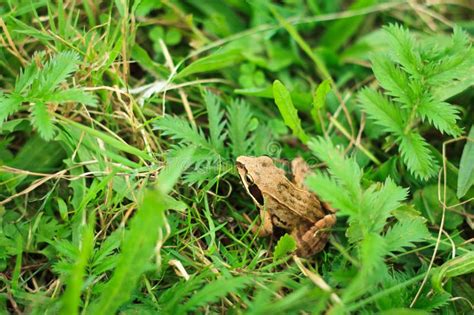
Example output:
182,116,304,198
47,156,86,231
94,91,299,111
236,155,336,257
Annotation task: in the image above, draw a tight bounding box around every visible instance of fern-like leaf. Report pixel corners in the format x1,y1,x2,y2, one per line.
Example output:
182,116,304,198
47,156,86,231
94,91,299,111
45,88,98,106
358,88,405,135
308,137,362,198
37,51,80,95
306,172,359,216
417,99,461,137
371,54,414,107
383,24,423,77
363,178,408,235
31,101,55,140
0,94,22,126
154,115,210,150
203,91,226,154
384,217,430,253
398,132,436,180
227,99,254,157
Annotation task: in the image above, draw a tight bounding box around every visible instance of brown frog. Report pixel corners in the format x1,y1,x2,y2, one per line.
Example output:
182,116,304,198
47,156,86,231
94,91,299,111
236,156,336,257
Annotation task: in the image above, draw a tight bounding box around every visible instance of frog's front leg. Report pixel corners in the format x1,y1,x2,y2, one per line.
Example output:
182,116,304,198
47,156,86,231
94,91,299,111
293,214,336,257
252,208,273,237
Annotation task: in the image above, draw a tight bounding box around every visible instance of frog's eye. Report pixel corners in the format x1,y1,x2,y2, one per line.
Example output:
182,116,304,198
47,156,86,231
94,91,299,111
246,173,254,184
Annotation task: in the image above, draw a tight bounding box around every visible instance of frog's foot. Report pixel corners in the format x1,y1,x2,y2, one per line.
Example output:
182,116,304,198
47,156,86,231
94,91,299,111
293,214,336,257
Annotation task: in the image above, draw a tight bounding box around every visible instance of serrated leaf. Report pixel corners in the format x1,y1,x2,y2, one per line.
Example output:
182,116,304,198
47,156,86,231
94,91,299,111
383,24,423,77
0,94,22,126
31,101,55,140
45,89,98,107
273,234,297,261
370,54,414,106
227,99,253,157
457,126,474,198
308,137,362,198
365,178,408,235
398,132,436,180
358,88,404,135
384,218,429,253
154,115,211,151
203,91,225,154
38,51,80,95
417,99,461,137
273,80,309,143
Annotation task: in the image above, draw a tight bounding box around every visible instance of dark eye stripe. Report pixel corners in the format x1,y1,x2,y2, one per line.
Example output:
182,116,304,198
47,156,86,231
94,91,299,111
248,183,264,206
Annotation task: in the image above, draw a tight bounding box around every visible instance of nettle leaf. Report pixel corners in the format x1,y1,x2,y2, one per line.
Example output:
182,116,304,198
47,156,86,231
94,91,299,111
398,132,437,180
417,99,461,137
273,234,297,261
273,80,309,143
31,101,55,140
358,88,405,135
383,24,423,77
457,126,474,198
38,51,80,95
227,99,254,157
384,218,429,253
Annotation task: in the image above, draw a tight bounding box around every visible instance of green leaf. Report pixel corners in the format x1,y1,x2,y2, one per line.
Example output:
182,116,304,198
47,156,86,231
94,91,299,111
227,99,254,157
306,172,359,216
203,91,225,154
417,99,461,137
88,189,168,314
179,277,251,313
0,94,22,126
31,101,55,140
431,252,474,293
45,88,98,106
176,49,241,79
60,118,152,161
370,54,413,107
60,213,95,315
457,126,474,198
365,178,408,235
154,115,211,151
273,80,309,143
383,24,423,77
318,0,376,51
398,132,437,180
273,234,297,261
308,137,362,198
384,218,429,253
310,79,331,131
358,88,404,135
38,51,80,95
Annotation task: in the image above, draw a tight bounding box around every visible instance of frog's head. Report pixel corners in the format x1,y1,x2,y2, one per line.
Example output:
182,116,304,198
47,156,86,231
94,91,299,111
236,156,276,206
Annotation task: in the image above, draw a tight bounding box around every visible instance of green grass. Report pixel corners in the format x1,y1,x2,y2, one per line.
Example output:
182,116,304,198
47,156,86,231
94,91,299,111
0,1,473,314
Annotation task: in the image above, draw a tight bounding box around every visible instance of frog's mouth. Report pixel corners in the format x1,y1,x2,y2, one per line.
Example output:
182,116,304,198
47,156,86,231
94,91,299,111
237,162,264,206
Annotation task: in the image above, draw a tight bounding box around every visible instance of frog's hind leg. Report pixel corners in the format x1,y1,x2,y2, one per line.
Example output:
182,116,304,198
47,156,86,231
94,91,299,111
291,157,311,189
293,214,336,257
